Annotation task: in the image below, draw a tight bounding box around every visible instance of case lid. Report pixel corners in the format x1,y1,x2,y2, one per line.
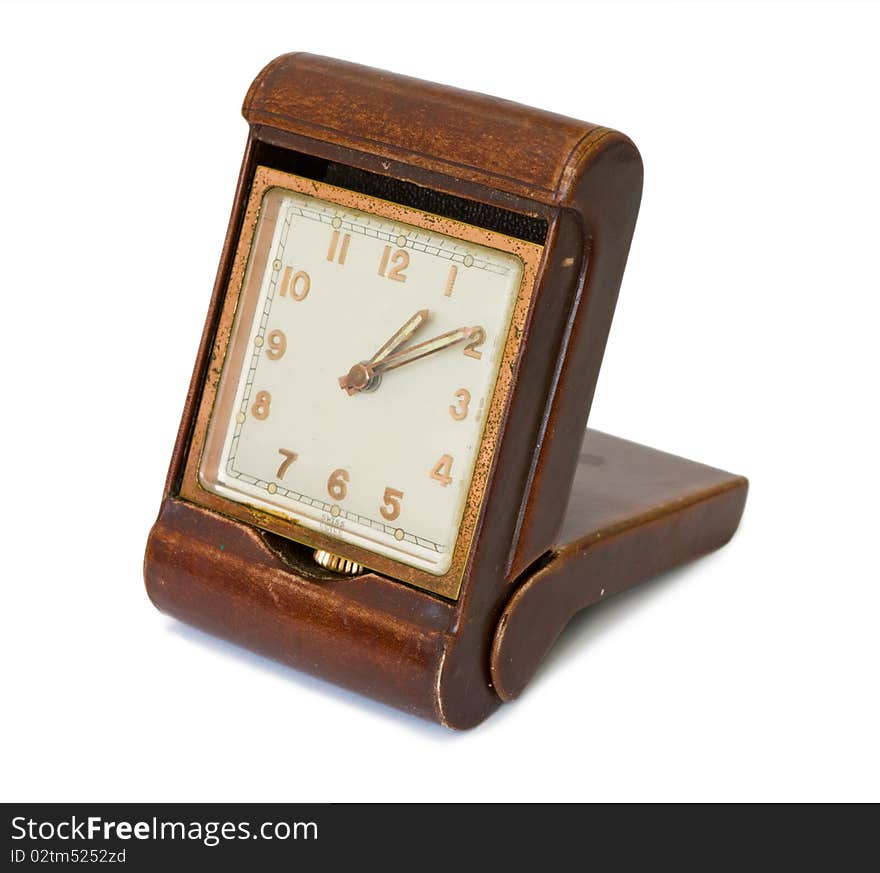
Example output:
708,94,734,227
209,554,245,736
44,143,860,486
243,52,626,206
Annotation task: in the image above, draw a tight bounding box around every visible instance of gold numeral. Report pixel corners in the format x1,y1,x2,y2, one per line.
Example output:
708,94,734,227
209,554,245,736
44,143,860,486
444,265,458,297
327,230,351,265
251,390,271,420
280,266,311,301
266,329,287,360
449,389,471,421
327,468,350,501
380,487,404,521
388,249,409,282
276,449,298,479
464,326,485,360
378,245,409,282
430,454,453,487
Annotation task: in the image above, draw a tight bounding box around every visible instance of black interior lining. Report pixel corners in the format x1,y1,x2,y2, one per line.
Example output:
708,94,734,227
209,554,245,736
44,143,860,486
253,143,548,244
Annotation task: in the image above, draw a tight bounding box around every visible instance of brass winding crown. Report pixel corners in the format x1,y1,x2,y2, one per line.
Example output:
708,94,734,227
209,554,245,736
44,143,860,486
313,549,364,575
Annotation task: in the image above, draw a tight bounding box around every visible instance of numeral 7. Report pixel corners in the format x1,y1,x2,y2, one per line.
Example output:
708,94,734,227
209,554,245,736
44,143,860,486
276,449,298,479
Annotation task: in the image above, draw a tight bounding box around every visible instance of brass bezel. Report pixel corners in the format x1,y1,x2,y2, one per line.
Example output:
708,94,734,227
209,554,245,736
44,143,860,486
179,166,544,599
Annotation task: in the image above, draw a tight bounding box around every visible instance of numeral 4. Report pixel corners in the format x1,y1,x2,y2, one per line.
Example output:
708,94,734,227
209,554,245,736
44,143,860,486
430,455,453,487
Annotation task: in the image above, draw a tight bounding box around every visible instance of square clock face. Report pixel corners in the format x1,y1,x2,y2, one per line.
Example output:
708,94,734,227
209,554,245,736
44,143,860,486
181,167,543,597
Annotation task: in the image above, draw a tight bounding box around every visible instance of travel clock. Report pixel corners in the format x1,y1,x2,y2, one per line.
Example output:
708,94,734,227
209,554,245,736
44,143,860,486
145,54,748,728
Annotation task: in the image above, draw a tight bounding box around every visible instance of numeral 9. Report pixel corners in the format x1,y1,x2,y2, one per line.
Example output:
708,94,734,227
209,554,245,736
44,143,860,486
266,329,287,361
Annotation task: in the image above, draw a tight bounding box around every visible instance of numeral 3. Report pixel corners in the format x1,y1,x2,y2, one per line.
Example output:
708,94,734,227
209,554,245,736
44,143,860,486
449,389,471,421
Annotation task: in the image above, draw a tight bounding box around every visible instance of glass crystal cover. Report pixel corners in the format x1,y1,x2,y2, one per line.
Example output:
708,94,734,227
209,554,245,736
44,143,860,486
193,169,540,581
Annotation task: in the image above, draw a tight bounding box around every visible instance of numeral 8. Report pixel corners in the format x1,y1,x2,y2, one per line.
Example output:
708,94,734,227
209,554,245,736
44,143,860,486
251,391,271,420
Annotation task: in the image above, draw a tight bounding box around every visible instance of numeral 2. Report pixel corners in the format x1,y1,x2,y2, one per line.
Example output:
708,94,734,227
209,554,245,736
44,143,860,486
464,327,485,360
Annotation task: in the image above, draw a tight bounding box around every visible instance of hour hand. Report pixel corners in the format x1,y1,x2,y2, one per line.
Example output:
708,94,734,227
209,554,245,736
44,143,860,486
368,309,429,366
338,309,429,395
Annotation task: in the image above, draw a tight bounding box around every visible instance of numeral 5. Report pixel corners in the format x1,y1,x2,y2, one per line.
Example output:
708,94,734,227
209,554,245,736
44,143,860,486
380,487,404,521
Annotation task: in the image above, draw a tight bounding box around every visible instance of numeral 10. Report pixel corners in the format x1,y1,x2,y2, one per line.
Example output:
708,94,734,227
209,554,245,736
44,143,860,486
279,267,310,300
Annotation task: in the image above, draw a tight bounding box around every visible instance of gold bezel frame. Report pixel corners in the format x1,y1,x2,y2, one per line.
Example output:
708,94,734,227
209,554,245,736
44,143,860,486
179,166,543,599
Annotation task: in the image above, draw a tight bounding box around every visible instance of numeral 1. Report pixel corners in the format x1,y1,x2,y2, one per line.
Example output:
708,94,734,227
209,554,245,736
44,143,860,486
444,265,458,297
266,329,287,360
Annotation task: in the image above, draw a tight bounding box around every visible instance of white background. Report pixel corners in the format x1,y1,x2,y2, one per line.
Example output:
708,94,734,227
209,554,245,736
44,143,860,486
1,0,877,802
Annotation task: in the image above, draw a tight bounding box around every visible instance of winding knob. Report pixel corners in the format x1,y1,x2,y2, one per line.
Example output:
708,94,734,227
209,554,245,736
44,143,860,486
313,549,364,575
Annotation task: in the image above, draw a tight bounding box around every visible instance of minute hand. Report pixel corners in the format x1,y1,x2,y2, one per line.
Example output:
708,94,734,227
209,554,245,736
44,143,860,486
372,326,477,375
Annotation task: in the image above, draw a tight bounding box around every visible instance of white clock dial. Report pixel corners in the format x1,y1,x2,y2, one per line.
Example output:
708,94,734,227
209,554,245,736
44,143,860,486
196,170,536,578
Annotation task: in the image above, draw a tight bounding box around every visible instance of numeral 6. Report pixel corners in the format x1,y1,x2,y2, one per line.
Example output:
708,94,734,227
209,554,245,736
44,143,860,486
327,468,349,501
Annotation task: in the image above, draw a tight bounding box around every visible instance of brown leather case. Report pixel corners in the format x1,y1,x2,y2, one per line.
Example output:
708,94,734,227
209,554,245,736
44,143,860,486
145,54,747,728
